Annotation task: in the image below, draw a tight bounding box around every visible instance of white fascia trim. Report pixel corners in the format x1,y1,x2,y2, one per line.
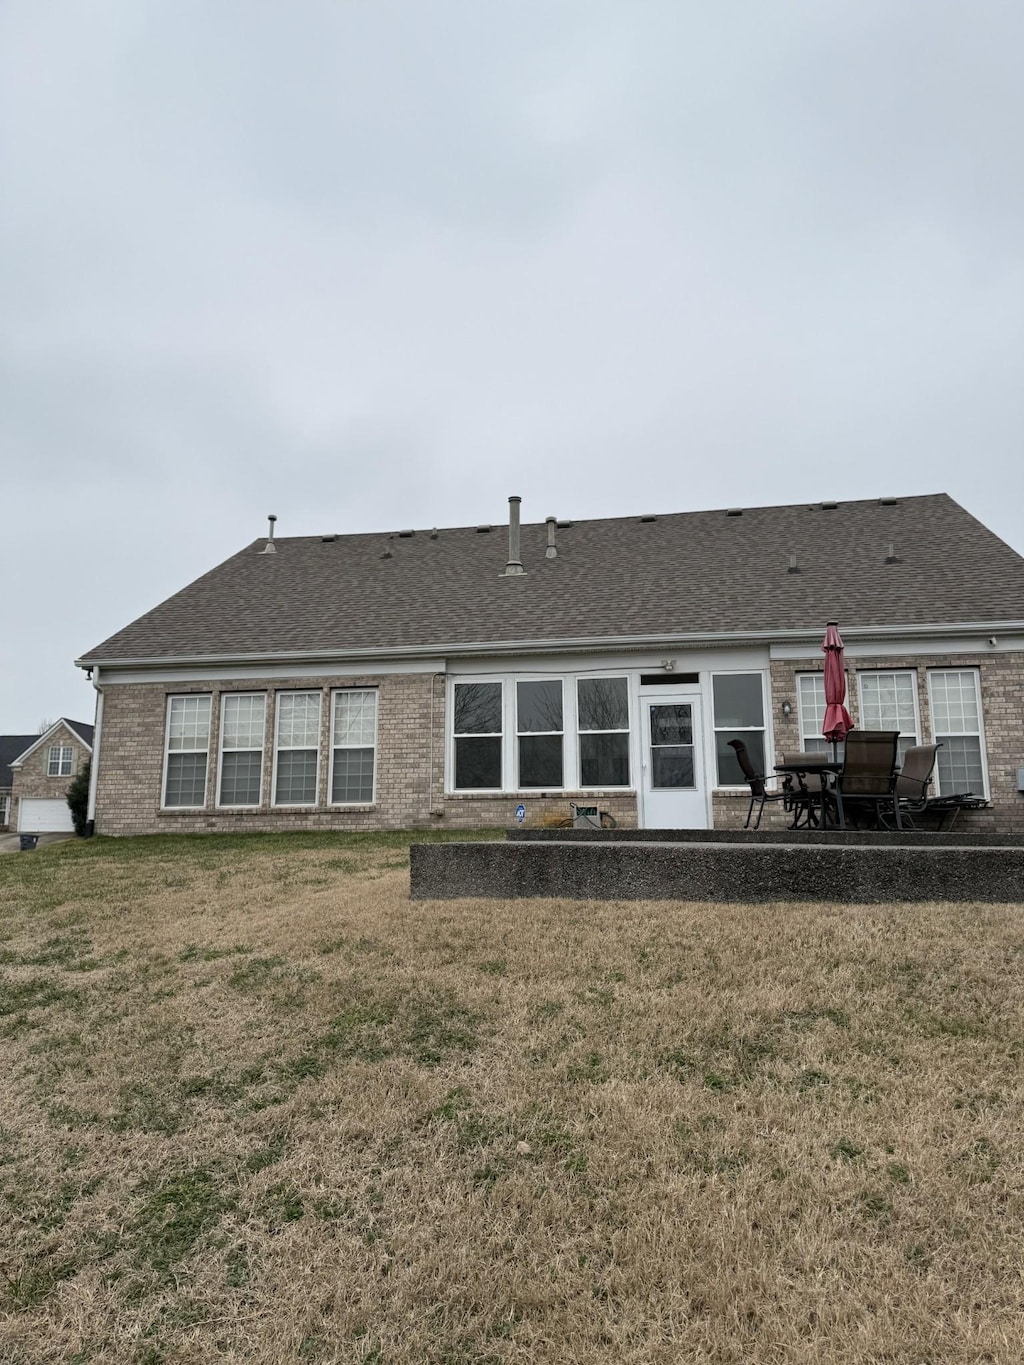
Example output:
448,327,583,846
75,620,1024,675
9,718,93,769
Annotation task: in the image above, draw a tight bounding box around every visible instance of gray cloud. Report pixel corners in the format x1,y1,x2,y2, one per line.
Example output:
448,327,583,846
2,0,1021,725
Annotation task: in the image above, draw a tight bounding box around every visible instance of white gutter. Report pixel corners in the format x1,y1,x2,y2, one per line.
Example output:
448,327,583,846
75,619,1024,672
87,673,103,825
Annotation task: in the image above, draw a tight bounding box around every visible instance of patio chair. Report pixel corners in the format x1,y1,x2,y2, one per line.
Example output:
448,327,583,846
837,730,901,830
727,740,808,829
892,743,941,827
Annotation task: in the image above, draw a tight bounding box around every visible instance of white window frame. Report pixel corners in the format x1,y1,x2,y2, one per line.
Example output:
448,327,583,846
711,670,768,789
0,793,10,826
47,745,73,777
162,694,212,809
926,668,989,799
796,671,853,756
217,693,266,809
576,675,631,790
329,689,378,806
272,691,322,808
857,670,921,762
515,677,566,791
450,678,505,793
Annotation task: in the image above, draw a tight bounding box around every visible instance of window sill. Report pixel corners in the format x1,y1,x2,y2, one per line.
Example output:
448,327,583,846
158,805,377,817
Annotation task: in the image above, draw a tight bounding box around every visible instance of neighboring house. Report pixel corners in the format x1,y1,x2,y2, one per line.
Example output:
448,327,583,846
76,494,1024,837
0,734,36,830
5,719,94,833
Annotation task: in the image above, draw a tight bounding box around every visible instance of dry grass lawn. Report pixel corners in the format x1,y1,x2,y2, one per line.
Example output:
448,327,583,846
0,831,1022,1364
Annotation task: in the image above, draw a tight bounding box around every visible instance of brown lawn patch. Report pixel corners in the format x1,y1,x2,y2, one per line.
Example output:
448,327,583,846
0,832,1022,1363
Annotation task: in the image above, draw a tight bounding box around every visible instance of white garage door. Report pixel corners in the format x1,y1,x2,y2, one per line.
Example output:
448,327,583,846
18,798,75,833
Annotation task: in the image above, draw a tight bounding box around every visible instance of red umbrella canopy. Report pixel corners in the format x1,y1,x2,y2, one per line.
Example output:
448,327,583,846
821,622,853,742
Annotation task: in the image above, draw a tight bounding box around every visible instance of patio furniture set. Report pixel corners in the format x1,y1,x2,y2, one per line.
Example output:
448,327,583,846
728,734,988,832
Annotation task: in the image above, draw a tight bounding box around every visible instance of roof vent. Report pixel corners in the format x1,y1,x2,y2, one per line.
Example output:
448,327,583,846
380,547,393,560
878,497,899,506
475,525,492,534
726,508,743,517
258,514,277,554
821,501,838,511
503,495,525,576
320,534,337,543
639,514,657,523
429,528,439,539
556,519,572,529
884,543,902,564
787,554,801,575
398,529,415,538
545,516,557,559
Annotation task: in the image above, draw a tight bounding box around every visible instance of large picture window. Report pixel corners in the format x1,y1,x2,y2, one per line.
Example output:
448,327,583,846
577,677,630,786
219,694,265,807
274,692,322,806
164,695,212,807
453,682,503,790
517,680,564,788
858,671,919,763
928,670,987,797
712,673,765,785
331,690,377,803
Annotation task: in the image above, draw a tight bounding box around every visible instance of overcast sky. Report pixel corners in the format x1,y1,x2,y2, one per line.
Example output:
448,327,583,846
2,1,1022,729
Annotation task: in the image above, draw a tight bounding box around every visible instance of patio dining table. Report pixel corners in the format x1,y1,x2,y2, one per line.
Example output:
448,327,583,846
774,754,846,830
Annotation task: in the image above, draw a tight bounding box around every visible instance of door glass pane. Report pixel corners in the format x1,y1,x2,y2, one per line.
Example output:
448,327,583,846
517,680,563,733
519,734,563,787
650,705,692,746
652,748,695,789
712,675,764,729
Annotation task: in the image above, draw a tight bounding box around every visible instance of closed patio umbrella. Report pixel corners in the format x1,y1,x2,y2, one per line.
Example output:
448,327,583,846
822,621,852,759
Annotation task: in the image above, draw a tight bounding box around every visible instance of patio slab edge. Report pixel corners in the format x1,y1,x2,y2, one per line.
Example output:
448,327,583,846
410,840,1024,903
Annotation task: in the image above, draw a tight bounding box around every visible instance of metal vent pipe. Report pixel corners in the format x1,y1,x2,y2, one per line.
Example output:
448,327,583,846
545,516,557,559
504,496,525,575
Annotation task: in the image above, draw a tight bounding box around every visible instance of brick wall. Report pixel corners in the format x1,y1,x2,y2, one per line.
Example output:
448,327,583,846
10,725,91,830
94,652,1024,836
756,651,1024,834
94,673,447,836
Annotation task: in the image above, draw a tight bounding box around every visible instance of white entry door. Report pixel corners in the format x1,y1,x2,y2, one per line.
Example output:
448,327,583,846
640,696,708,829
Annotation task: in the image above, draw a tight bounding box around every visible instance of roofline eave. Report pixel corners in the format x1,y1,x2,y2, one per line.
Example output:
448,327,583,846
76,619,1024,672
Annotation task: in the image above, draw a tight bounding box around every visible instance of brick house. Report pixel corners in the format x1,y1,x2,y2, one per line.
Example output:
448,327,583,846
76,495,1024,837
3,719,94,833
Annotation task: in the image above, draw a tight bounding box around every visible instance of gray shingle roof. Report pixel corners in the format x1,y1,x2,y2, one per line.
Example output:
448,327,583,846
79,495,1024,665
0,736,37,789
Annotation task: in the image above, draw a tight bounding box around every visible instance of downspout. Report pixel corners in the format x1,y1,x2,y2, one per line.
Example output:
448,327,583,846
86,672,103,834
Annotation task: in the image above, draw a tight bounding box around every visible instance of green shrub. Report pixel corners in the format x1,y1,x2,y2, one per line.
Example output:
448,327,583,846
66,760,91,836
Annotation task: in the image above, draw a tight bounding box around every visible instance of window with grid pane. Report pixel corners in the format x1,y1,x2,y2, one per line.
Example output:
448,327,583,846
164,695,212,807
928,670,986,796
274,692,321,805
331,690,377,803
796,672,853,759
48,745,73,777
219,694,265,806
577,677,629,786
857,671,919,763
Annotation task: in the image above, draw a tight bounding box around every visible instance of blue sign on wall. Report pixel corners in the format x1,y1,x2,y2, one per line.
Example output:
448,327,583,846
515,803,526,824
